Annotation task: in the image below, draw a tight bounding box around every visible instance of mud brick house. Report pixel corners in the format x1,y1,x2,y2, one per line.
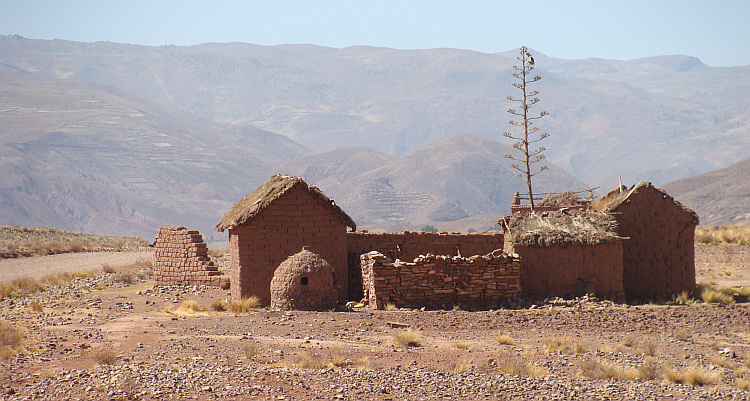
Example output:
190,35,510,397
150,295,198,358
216,175,356,303
591,182,699,300
502,210,625,300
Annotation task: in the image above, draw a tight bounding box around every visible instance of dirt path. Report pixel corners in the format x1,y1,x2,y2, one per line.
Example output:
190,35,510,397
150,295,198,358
0,250,152,282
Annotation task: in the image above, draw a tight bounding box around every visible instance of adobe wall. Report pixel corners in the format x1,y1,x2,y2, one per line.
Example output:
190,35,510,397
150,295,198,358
153,226,228,288
361,251,520,310
347,231,505,300
506,240,625,300
610,188,697,299
228,185,349,304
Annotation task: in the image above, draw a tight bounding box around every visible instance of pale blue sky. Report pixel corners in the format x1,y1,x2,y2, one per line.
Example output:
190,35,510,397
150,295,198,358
1,0,748,67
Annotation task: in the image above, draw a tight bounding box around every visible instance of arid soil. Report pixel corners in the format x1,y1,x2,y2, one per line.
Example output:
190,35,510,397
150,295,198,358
1,246,749,400
0,251,152,281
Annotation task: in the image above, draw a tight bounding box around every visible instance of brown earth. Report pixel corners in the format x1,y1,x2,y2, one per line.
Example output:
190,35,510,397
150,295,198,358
0,247,749,400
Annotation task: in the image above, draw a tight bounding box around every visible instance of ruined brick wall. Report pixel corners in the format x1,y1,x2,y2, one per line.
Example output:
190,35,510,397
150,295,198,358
609,187,697,299
506,241,624,300
361,251,520,310
153,226,228,288
228,185,349,304
347,231,504,300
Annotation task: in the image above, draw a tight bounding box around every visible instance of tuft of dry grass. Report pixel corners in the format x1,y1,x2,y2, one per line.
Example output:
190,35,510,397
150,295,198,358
392,328,423,347
695,226,750,245
289,352,333,369
452,341,471,350
91,348,119,365
354,356,372,371
542,336,585,355
383,302,397,311
101,263,116,273
496,356,545,377
227,296,261,313
709,354,734,368
638,357,661,381
135,257,153,269
178,300,202,313
700,288,735,304
210,299,228,311
636,339,659,356
112,271,134,284
495,334,515,345
449,358,471,373
29,301,44,313
0,320,25,360
671,291,695,305
579,358,639,380
242,343,260,359
736,378,750,390
663,366,720,386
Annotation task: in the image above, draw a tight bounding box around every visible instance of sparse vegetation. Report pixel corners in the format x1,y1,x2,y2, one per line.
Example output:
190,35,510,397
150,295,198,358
242,343,260,359
0,320,25,360
0,226,147,258
695,225,750,245
178,300,202,313
670,291,695,305
542,336,585,355
29,301,44,313
1,270,98,301
636,339,659,356
495,334,515,345
449,358,471,373
91,348,119,365
663,365,720,386
392,328,423,347
578,358,638,381
227,296,261,313
383,302,397,311
210,299,228,311
496,356,545,377
452,341,471,350
419,224,438,233
697,283,736,304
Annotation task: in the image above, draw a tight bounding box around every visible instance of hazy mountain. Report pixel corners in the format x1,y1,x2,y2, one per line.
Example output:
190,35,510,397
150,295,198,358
664,156,750,226
2,35,749,191
281,134,589,231
0,69,309,240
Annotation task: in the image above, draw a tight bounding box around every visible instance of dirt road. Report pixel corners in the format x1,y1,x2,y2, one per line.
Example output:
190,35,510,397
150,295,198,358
0,250,152,282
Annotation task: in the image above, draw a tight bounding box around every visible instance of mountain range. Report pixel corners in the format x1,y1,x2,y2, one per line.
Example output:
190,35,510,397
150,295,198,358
1,35,748,236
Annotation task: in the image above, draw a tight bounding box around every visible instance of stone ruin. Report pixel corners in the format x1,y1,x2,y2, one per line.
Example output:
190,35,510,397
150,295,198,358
270,248,338,310
153,226,229,288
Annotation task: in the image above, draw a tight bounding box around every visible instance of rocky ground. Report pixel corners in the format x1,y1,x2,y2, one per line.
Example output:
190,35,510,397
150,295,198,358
0,246,749,400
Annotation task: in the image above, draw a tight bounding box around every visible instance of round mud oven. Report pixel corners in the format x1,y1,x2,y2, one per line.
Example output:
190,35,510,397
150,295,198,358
270,249,338,310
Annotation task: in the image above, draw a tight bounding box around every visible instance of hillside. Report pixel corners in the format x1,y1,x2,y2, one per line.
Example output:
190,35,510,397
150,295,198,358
280,134,589,231
664,156,750,226
2,35,749,190
0,69,309,240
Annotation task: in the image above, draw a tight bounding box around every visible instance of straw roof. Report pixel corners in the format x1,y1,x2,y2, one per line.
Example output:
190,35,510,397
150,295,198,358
503,209,621,247
216,174,356,232
590,181,699,223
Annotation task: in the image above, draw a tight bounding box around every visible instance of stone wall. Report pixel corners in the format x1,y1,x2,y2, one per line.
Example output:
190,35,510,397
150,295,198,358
506,240,624,300
153,226,228,288
360,251,520,310
608,186,697,299
347,231,504,300
228,185,350,304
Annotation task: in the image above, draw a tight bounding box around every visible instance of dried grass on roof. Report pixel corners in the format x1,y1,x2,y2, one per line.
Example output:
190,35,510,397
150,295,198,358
539,191,579,207
216,174,356,231
504,209,620,247
590,182,699,223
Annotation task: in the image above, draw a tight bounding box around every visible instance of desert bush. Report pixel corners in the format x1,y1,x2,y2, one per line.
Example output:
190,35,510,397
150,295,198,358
496,356,545,377
392,328,423,347
709,354,734,368
542,336,585,355
736,378,750,390
663,366,720,386
0,320,25,351
210,299,228,311
227,296,261,313
495,334,515,345
700,288,735,304
579,358,638,380
135,257,153,269
91,348,118,365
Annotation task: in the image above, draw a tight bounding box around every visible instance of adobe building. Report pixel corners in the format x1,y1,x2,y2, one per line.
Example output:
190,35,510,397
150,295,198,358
216,175,356,304
590,182,699,300
152,226,229,288
502,210,625,300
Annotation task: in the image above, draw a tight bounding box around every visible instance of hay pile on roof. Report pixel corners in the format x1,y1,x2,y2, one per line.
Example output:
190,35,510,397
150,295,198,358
216,174,356,232
503,209,620,247
591,182,699,223
539,191,579,207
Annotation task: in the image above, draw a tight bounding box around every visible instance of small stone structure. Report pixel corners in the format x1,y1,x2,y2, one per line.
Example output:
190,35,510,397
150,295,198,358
271,249,338,310
360,251,520,310
503,210,625,300
591,182,699,300
153,226,229,288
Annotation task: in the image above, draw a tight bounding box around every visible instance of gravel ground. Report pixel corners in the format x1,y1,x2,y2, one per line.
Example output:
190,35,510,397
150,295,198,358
0,251,152,282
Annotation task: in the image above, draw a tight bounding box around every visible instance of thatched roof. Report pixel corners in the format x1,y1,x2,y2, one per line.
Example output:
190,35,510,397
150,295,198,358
502,209,621,247
216,175,356,232
590,181,699,224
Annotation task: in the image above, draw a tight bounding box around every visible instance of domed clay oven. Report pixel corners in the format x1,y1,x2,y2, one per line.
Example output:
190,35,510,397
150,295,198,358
270,248,338,310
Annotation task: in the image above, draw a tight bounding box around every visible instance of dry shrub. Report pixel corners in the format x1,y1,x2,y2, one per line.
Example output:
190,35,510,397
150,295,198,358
579,358,639,380
671,291,694,305
449,358,471,373
329,353,348,367
542,336,585,355
135,257,153,269
392,328,423,347
736,378,750,390
638,357,661,381
495,334,515,345
210,299,228,311
0,320,25,360
700,288,735,304
497,356,545,377
710,354,734,368
112,271,134,284
663,366,720,386
289,352,331,369
621,334,636,347
91,348,118,365
29,301,44,313
383,302,397,311
101,263,116,273
227,296,261,313
452,342,471,350
178,300,202,313
637,339,659,356
354,357,372,371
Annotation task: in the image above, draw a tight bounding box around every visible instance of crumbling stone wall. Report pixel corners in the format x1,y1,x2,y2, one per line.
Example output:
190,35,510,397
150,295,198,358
361,251,520,309
347,231,504,300
505,240,624,300
229,185,349,304
153,226,228,288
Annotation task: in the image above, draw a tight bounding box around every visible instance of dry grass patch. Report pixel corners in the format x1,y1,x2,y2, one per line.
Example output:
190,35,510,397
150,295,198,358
636,339,659,356
542,336,585,355
495,334,515,345
496,356,545,377
91,348,119,365
695,226,750,245
736,378,750,390
227,296,261,313
449,358,471,373
29,301,44,313
286,352,342,370
670,291,695,305
579,358,639,380
0,320,25,360
210,299,228,311
392,328,423,347
178,300,202,313
354,356,372,371
452,341,471,350
663,365,720,386
710,354,734,368
242,343,261,359
383,302,397,311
